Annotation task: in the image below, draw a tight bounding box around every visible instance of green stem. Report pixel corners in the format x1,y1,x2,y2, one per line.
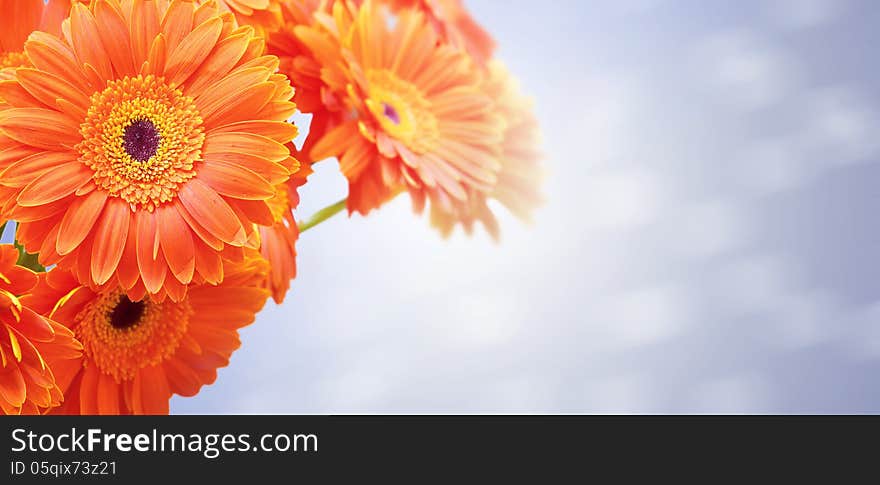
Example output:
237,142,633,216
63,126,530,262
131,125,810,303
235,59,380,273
299,198,347,233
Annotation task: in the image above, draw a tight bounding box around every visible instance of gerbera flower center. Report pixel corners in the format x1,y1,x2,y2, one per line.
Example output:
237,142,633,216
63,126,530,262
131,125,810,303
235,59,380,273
122,119,161,162
108,297,145,330
382,103,401,125
365,69,440,154
77,75,206,211
75,290,192,381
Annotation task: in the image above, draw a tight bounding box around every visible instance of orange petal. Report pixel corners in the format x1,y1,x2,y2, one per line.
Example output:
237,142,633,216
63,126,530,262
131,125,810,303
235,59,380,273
144,33,167,75
15,307,55,343
97,372,120,415
117,220,141,290
94,0,137,77
79,365,100,415
156,204,195,284
90,199,131,285
24,32,89,92
135,211,167,294
211,120,298,144
198,161,275,200
183,32,250,96
201,152,289,185
129,0,161,68
194,66,272,116
132,365,170,415
159,0,194,54
203,82,278,127
70,3,114,81
1,150,79,187
177,179,247,245
57,190,108,256
203,131,289,162
17,160,92,207
0,359,26,407
236,199,275,227
0,80,41,108
0,108,81,150
15,69,89,116
310,120,360,161
193,242,223,284
164,17,222,87
163,357,202,397
174,199,224,251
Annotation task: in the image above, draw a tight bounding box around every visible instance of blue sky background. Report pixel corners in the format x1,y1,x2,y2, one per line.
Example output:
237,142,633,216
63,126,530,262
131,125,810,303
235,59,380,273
170,0,880,413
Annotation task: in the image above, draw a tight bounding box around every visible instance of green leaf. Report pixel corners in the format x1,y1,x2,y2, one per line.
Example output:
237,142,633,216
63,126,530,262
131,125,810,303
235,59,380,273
14,240,45,273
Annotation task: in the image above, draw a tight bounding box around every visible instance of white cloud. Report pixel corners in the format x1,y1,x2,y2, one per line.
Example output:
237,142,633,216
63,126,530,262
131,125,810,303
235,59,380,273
695,30,802,112
579,167,666,231
766,0,845,30
584,374,654,412
692,375,770,413
800,86,880,166
594,284,695,348
731,136,817,194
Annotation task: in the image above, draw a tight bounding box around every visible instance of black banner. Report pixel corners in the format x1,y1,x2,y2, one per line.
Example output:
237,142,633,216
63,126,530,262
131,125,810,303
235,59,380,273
1,416,874,481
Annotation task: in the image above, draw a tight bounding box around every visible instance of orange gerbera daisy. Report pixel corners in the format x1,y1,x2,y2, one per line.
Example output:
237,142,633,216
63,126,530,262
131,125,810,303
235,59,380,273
214,0,283,37
0,0,298,302
298,0,504,216
260,149,310,303
0,244,82,415
26,252,270,415
430,61,544,239
385,0,495,66
0,0,70,78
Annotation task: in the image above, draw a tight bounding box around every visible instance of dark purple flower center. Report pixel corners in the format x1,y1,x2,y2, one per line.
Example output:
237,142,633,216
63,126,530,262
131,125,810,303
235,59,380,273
382,102,401,125
109,296,145,330
123,118,161,162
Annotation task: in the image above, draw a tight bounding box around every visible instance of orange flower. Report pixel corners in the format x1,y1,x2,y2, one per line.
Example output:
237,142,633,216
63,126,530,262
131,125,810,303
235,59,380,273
0,244,82,415
296,0,504,217
431,61,544,239
260,149,310,303
385,0,495,66
0,0,298,302
214,0,284,37
0,0,70,77
26,252,271,415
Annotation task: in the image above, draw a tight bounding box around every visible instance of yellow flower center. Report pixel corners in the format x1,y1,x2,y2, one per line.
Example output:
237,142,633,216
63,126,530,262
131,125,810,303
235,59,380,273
75,290,192,382
365,69,440,154
0,51,29,70
266,185,290,224
77,75,205,211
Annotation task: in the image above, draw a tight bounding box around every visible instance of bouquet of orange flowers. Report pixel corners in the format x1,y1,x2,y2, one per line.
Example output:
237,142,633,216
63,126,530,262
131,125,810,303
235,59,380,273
0,0,541,415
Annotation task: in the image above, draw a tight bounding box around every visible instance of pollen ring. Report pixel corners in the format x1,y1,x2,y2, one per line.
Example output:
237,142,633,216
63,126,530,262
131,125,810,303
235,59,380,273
77,75,206,211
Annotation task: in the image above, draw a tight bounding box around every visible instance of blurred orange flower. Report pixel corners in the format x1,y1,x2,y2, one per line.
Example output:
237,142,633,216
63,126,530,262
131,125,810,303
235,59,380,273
27,253,271,415
0,0,298,302
0,245,82,415
431,61,544,239
296,0,505,217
